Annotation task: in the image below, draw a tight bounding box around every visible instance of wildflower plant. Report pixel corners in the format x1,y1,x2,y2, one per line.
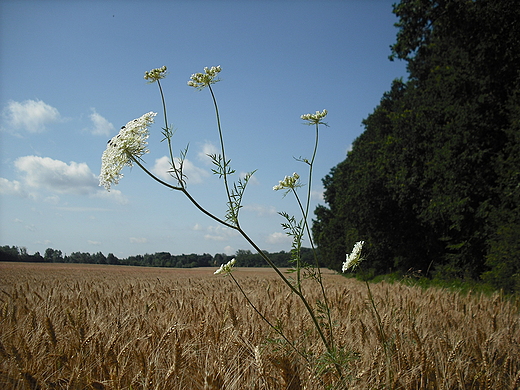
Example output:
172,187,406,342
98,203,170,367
144,65,168,83
100,112,157,190
342,240,364,272
100,65,353,384
213,257,236,275
187,65,221,90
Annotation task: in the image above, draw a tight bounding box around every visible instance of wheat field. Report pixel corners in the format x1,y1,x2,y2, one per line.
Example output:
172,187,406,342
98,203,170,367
1,262,519,389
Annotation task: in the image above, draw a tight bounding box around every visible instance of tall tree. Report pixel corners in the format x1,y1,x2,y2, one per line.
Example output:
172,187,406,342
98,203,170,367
314,0,520,285
44,248,63,263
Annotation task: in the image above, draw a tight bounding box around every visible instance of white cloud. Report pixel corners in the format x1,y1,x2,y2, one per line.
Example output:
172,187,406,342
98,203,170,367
55,206,111,212
243,203,277,217
24,224,37,232
192,223,204,231
203,225,239,241
152,156,209,185
88,240,102,246
130,237,148,244
197,141,218,165
0,177,29,197
223,245,234,255
266,232,291,245
91,188,129,204
311,189,324,202
88,108,114,136
44,195,60,204
3,156,128,203
15,155,98,195
152,156,172,178
2,99,61,133
240,171,260,185
12,218,37,233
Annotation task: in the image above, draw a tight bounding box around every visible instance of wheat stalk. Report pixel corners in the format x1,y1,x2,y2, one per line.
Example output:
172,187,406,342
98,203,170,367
44,316,57,347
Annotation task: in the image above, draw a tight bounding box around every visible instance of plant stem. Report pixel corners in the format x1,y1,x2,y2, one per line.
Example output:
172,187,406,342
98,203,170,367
304,124,319,226
292,123,335,351
292,188,335,348
208,84,238,226
131,157,236,230
156,80,185,187
157,80,168,135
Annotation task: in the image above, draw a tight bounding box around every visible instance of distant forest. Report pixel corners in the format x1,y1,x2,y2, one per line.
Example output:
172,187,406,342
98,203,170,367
0,245,316,269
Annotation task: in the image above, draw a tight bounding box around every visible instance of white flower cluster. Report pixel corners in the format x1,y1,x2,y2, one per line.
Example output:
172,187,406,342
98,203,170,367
144,66,168,83
273,172,300,191
342,241,365,272
187,66,222,90
301,109,328,125
99,112,157,190
214,258,236,275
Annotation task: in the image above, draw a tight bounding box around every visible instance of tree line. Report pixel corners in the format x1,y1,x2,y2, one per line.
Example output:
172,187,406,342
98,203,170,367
313,0,520,292
0,245,313,269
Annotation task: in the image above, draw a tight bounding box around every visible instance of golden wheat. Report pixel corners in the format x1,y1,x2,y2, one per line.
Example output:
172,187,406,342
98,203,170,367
1,262,519,389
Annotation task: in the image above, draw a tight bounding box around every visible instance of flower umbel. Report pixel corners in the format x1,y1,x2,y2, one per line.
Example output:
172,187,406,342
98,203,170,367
273,172,301,191
144,66,168,83
301,109,328,126
187,66,222,90
214,258,236,275
342,241,364,272
99,112,157,190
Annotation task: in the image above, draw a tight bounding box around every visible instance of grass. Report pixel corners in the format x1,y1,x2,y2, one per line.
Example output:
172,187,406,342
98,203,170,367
366,271,499,297
1,262,519,389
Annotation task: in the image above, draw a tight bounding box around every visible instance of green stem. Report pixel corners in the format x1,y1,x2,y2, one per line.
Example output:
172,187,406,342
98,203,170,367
156,80,184,187
208,84,238,226
131,157,236,230
157,80,168,135
292,188,335,351
306,125,335,348
294,123,335,350
304,124,319,225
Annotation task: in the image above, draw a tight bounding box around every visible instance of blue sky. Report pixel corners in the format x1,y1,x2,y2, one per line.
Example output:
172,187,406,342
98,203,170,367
0,0,407,259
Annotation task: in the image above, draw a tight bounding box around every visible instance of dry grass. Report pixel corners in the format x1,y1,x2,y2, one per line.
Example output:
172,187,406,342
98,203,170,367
1,262,519,389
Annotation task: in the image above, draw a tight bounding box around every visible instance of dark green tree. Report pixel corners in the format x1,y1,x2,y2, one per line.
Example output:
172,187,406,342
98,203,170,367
482,79,520,292
106,253,119,265
44,248,63,263
314,0,520,285
91,251,107,264
0,246,21,261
